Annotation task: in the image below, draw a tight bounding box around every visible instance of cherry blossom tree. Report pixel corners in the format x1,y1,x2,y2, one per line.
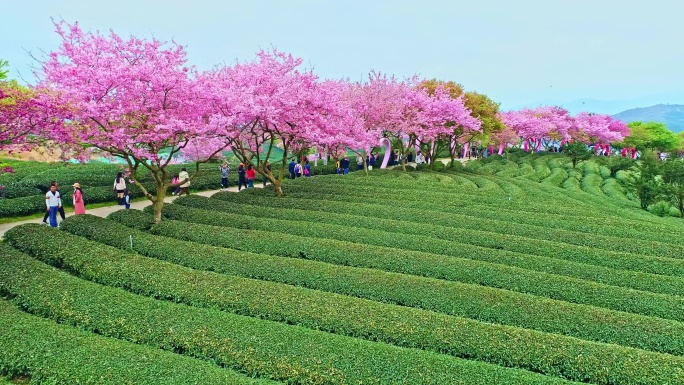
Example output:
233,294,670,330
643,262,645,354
202,50,351,197
379,80,479,171
1,73,65,151
39,20,230,222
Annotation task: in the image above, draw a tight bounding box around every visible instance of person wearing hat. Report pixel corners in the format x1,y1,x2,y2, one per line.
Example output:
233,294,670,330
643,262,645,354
72,182,86,215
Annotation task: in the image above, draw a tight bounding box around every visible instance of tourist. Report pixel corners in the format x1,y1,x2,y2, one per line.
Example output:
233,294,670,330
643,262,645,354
288,158,297,179
341,156,350,175
368,154,376,170
42,181,66,224
335,158,341,174
45,184,62,228
219,162,230,189
263,162,272,187
294,161,303,178
113,172,126,205
72,182,86,215
246,164,256,188
237,163,247,191
124,189,131,209
389,150,396,166
374,153,381,167
178,167,190,196
356,156,364,171
171,174,181,196
407,152,414,163
304,160,312,177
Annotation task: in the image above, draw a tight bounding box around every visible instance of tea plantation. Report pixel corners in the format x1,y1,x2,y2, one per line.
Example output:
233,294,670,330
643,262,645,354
2,153,684,384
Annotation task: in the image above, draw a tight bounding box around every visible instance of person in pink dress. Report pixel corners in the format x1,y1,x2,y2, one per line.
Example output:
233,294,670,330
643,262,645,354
72,182,86,215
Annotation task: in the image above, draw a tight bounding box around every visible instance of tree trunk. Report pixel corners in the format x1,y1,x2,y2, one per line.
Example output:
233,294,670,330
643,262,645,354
152,186,167,224
274,180,283,197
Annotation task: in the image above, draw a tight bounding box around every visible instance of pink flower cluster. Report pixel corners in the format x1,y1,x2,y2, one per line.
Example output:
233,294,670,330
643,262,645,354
497,107,629,147
1,20,629,165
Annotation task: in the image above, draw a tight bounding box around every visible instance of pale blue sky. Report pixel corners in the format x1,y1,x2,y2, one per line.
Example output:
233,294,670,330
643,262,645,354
2,0,683,113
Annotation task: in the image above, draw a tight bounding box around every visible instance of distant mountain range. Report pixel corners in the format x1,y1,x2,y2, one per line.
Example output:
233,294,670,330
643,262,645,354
612,104,684,133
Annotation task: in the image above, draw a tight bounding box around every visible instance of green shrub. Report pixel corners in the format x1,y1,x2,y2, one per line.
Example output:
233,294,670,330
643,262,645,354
60,214,684,357
110,211,684,322
650,201,676,217
0,240,572,385
0,273,266,384
176,195,684,292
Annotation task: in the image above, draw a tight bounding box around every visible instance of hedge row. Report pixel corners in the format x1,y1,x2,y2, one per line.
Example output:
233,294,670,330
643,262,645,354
202,194,684,280
115,210,684,322
482,172,655,227
0,161,224,217
460,159,653,221
0,269,266,384
162,201,684,302
247,180,684,243
7,224,684,385
279,174,643,222
280,180,682,242
62,214,684,356
0,237,574,385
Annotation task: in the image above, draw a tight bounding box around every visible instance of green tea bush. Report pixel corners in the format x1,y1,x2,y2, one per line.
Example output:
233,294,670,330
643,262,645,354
60,214,684,357
0,240,572,385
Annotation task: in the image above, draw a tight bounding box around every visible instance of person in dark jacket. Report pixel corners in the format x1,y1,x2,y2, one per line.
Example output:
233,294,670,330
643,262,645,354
288,158,297,179
237,163,247,191
303,160,312,177
340,156,350,175
368,154,376,170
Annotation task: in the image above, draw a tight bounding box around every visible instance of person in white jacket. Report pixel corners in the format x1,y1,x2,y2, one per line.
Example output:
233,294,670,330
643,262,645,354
45,184,62,227
113,172,127,205
178,168,190,196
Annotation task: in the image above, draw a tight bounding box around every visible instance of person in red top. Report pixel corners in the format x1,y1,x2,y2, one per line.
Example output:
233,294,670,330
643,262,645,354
246,164,256,188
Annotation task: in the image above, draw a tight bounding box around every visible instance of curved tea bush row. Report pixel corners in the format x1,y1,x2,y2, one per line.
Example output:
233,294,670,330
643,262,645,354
470,173,527,197
522,159,552,182
540,165,568,187
196,195,684,280
161,202,684,298
6,225,684,385
279,175,659,224
264,177,684,249
62,214,684,356
0,238,579,385
0,286,266,384
113,211,684,322
214,187,684,245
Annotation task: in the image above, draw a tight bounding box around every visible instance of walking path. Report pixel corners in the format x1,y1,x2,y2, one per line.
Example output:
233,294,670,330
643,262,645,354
0,186,246,239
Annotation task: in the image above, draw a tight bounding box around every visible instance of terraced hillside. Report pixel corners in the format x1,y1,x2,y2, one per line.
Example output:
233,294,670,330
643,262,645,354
2,156,684,384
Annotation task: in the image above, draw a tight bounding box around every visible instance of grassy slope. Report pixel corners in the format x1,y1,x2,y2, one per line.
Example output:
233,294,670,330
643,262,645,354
1,152,682,384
